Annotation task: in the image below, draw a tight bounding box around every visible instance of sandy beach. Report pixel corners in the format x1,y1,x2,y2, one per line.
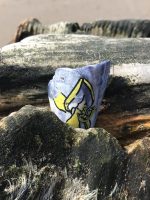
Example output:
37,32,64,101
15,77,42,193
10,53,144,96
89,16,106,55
0,0,150,47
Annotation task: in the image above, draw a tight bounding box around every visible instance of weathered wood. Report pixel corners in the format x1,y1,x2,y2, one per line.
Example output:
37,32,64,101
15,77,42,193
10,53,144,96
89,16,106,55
0,34,150,144
0,33,150,199
0,105,125,200
10,18,80,44
12,18,43,43
81,20,150,38
10,19,150,44
0,83,48,118
1,34,150,87
97,80,150,139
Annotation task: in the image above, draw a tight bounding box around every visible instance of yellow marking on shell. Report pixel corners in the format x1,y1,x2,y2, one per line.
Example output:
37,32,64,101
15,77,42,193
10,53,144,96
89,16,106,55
67,109,80,128
54,92,66,111
65,79,83,110
53,78,95,128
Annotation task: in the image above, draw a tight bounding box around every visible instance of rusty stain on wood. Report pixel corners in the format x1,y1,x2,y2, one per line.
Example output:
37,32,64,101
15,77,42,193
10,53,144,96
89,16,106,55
96,112,150,145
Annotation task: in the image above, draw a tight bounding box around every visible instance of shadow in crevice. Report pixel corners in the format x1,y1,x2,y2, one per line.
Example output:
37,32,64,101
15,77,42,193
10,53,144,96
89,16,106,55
0,65,54,91
104,76,150,113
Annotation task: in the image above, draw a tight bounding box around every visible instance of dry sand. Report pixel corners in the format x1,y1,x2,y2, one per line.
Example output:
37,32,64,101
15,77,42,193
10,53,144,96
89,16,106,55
0,0,150,47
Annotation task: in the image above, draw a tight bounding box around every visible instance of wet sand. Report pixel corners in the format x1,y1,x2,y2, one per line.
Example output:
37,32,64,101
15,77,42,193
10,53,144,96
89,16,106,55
0,0,150,47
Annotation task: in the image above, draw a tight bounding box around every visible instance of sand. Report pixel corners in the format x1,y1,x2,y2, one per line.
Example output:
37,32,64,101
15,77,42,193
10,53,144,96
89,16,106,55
0,0,150,47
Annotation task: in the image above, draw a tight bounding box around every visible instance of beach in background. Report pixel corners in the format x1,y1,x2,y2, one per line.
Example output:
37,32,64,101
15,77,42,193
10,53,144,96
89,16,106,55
0,0,150,47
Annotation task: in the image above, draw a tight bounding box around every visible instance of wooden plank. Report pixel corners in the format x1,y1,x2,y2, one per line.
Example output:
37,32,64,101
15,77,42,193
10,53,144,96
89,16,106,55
0,34,150,87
